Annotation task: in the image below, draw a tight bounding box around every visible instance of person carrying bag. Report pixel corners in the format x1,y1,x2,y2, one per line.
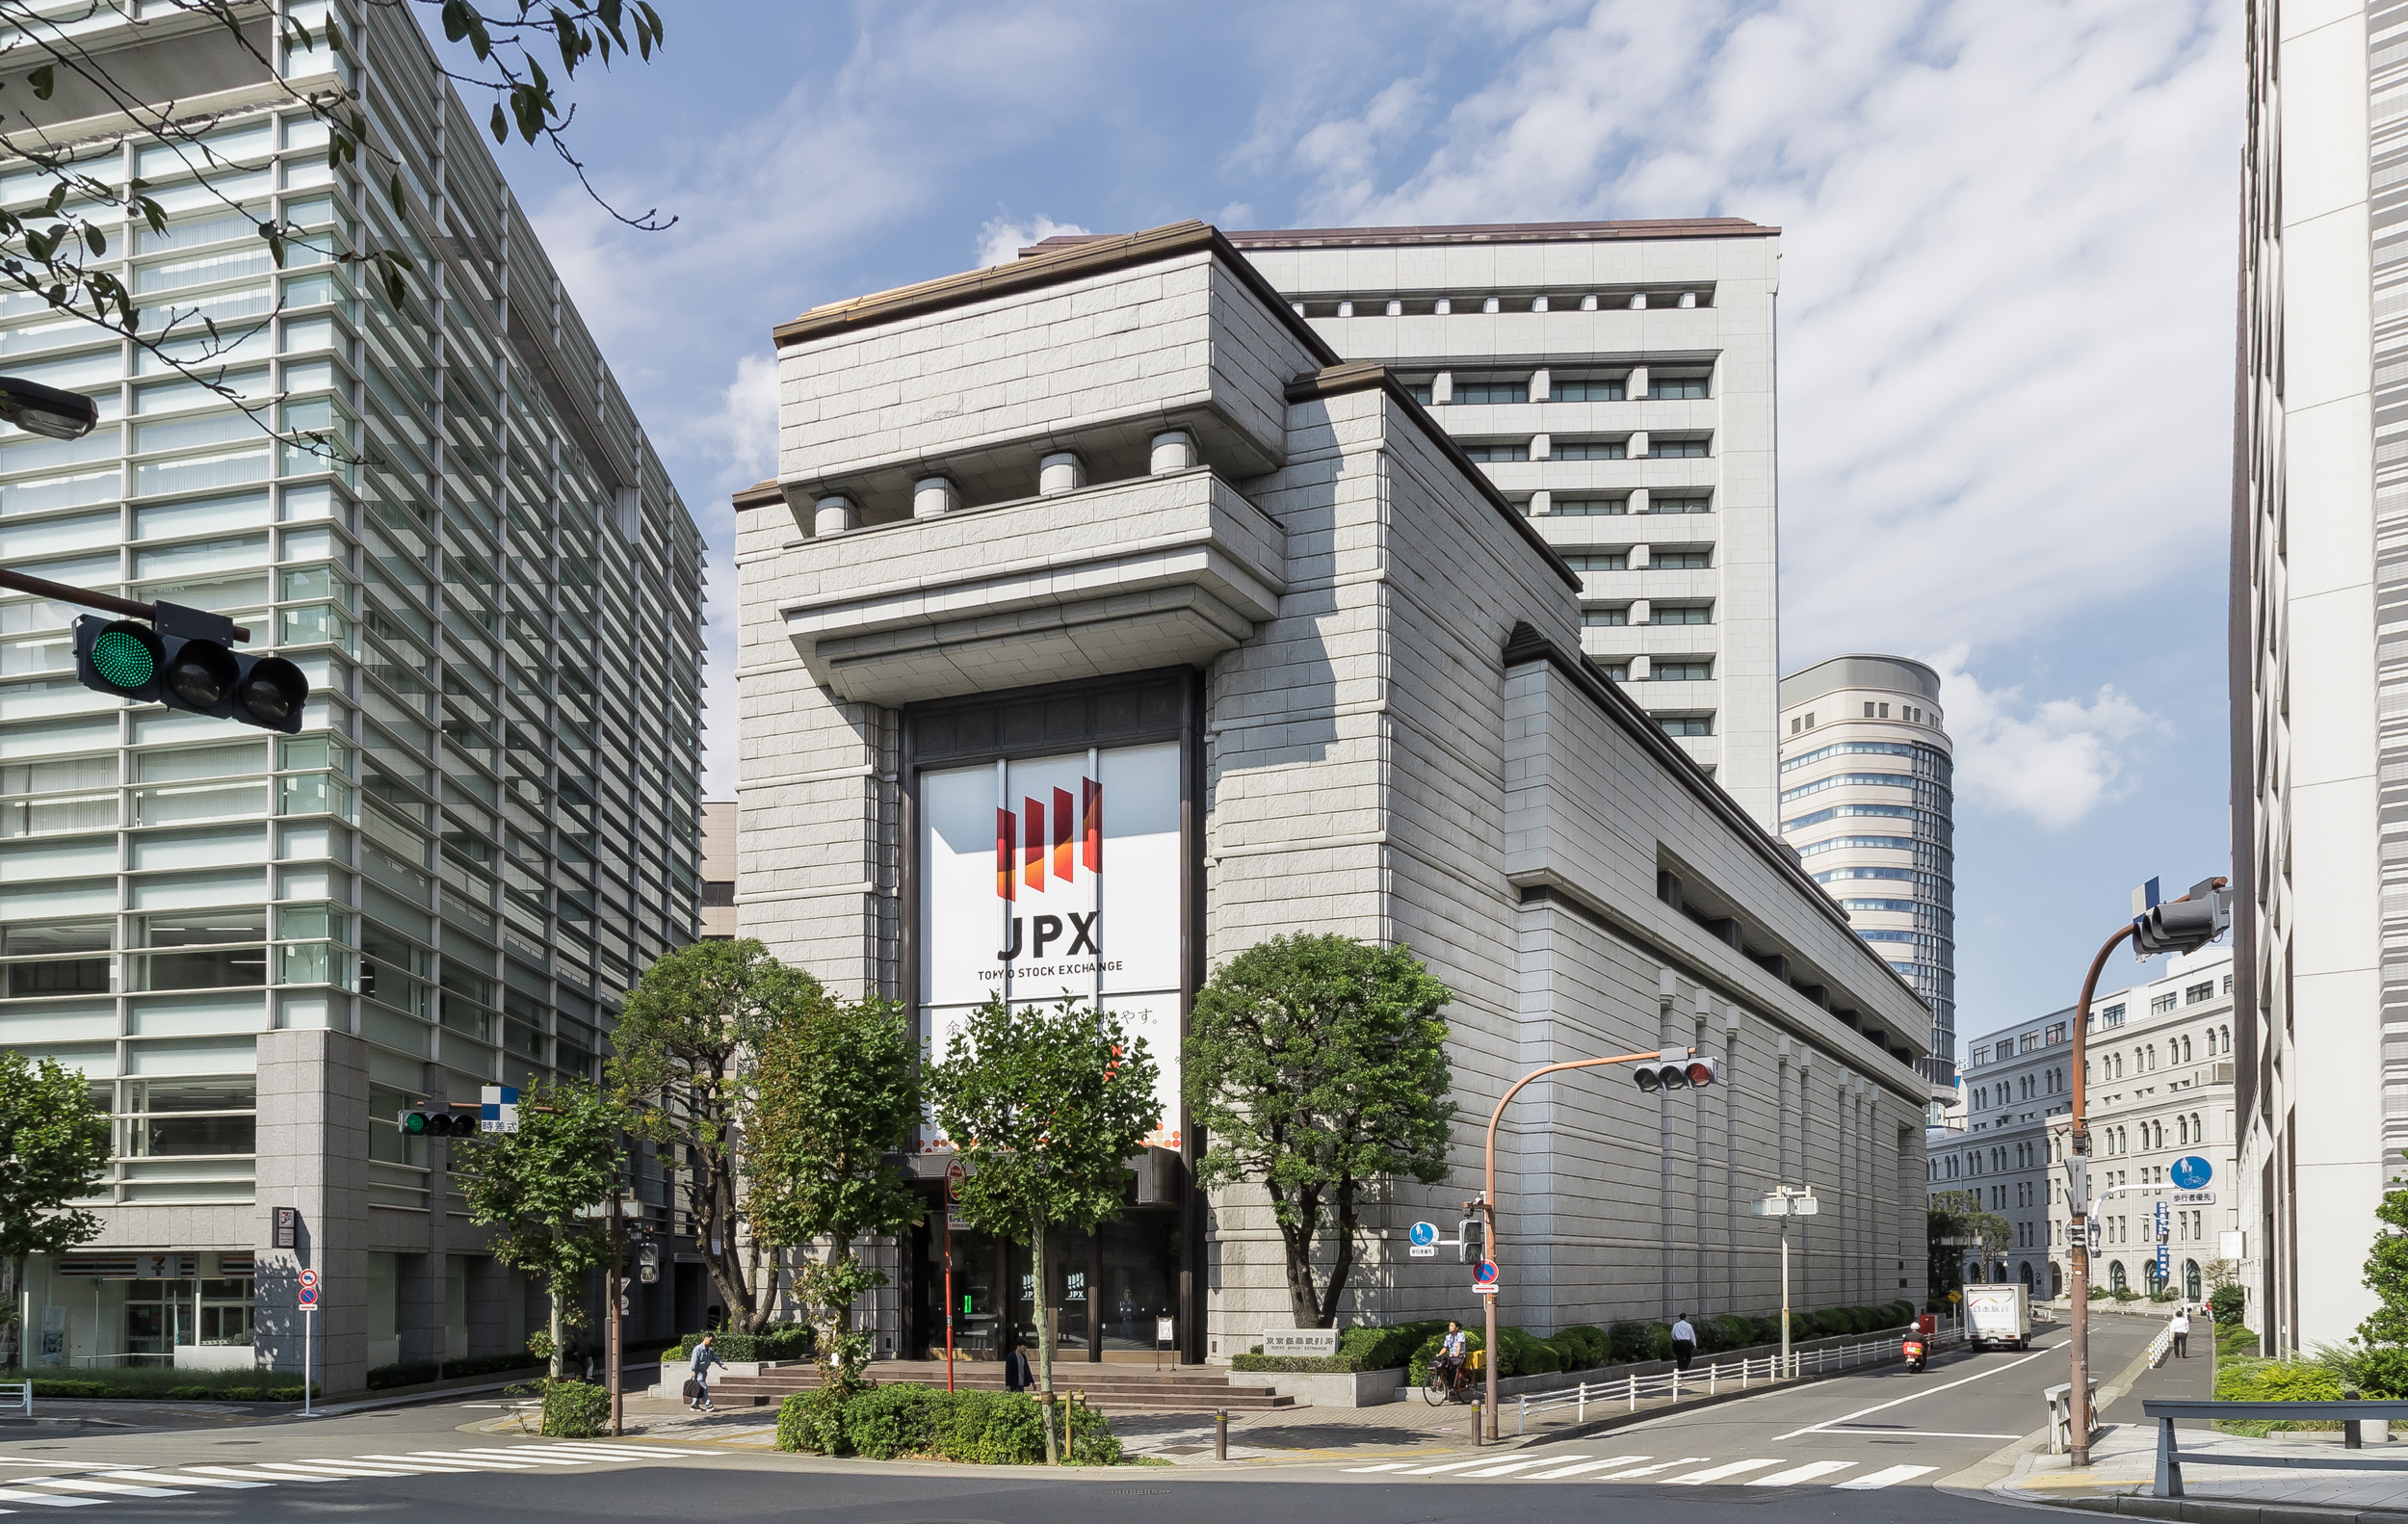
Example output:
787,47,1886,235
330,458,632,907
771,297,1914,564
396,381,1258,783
686,1333,724,1411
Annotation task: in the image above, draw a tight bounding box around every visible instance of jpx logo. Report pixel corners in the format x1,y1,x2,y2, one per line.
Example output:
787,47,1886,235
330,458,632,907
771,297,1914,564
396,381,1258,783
994,777,1103,961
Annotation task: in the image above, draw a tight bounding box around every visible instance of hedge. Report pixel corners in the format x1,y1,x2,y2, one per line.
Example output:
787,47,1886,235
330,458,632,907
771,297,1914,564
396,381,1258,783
0,1367,316,1402
541,1380,610,1437
1229,1353,1373,1373
2214,1356,2349,1433
367,1352,541,1388
671,1324,813,1364
774,1381,1118,1464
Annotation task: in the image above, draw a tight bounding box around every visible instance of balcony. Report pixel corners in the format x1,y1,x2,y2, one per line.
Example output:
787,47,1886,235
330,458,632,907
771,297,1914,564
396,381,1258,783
777,465,1286,707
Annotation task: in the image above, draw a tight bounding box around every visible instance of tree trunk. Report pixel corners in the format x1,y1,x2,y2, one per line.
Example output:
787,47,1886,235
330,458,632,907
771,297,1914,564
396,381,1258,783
1272,1185,1326,1327
1031,1215,1059,1465
548,1225,566,1379
0,1254,20,1371
1317,1178,1360,1326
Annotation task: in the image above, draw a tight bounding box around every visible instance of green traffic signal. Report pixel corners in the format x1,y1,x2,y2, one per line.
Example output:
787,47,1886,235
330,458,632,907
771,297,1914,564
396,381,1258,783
400,1110,430,1135
90,625,158,688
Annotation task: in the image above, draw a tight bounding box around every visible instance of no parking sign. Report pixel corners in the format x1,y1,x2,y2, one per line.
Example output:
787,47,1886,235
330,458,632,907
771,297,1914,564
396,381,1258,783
298,1268,319,1309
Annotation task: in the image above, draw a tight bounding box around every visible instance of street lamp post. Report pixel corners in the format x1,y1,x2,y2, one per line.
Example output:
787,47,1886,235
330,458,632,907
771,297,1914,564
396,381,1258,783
1753,1187,1819,1376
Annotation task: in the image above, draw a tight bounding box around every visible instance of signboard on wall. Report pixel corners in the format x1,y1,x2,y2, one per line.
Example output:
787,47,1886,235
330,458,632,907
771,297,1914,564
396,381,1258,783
920,741,1183,1150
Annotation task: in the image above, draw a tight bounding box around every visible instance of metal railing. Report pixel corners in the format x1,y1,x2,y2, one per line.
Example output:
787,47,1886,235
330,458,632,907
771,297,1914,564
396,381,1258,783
3,1379,29,1417
2143,1399,2408,1497
1513,1327,1962,1435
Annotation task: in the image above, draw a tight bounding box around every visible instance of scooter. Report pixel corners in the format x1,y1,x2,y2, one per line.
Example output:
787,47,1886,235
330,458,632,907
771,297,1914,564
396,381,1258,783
1903,1337,1927,1373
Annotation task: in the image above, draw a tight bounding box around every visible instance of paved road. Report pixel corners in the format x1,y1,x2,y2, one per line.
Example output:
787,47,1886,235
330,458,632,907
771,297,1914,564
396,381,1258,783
0,1314,2164,1524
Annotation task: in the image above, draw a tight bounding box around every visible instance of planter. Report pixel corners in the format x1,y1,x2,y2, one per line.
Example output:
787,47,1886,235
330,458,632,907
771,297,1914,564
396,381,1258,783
1227,1366,1402,1407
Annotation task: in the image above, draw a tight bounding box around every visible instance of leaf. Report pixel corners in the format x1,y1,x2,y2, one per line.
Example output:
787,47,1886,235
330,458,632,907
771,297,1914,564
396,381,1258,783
489,101,508,145
441,0,471,43
389,171,406,215
82,224,102,256
136,197,166,236
27,65,52,100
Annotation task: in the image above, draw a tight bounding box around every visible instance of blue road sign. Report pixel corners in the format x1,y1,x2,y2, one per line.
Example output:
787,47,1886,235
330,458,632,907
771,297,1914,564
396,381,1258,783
298,1284,318,1307
1474,1259,1498,1286
2170,1155,2212,1191
1409,1222,1438,1248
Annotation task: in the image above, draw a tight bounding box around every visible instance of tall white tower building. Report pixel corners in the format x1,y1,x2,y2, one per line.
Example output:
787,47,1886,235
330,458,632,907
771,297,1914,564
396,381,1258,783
1025,219,1784,826
1777,656,1955,1082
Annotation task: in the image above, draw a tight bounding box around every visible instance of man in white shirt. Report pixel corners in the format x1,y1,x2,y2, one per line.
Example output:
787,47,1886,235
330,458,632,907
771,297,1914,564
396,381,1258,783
2169,1305,2191,1359
1671,1314,1698,1372
1436,1321,1469,1392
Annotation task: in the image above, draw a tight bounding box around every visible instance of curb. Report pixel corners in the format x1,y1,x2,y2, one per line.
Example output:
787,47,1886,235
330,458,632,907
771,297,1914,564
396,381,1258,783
2044,1493,2408,1524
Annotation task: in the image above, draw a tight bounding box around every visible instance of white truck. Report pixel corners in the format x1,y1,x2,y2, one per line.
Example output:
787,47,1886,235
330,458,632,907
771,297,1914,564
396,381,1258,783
1964,1283,2030,1350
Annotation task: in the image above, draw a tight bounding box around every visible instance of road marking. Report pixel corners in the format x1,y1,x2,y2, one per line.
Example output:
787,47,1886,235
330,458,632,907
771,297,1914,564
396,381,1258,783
1342,1462,1418,1473
96,1473,271,1490
447,1448,611,1465
1405,1457,1522,1476
1523,1455,1649,1480
364,1454,545,1470
179,1467,337,1485
246,1463,426,1478
1667,1458,1784,1485
0,1490,103,1509
1832,1464,1938,1489
23,1480,193,1499
1822,1429,2020,1439
1582,1456,1708,1480
1747,1460,1858,1486
1456,1457,1572,1478
534,1443,723,1458
1770,1344,2059,1441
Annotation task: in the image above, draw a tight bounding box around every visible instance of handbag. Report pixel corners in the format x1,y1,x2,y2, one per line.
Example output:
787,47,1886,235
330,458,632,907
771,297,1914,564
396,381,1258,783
682,1377,702,1402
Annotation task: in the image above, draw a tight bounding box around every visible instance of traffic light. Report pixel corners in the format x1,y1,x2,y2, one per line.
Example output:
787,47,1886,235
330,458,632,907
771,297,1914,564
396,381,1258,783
1635,1049,1720,1093
72,601,307,732
2133,878,2230,957
397,1107,475,1136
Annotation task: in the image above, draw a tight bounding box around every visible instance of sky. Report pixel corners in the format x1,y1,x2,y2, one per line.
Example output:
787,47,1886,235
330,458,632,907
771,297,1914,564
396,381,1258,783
428,0,2240,1050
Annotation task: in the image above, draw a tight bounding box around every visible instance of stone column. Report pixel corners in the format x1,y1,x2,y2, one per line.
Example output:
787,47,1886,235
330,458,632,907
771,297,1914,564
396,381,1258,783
913,477,959,518
1628,431,1650,460
1482,296,1501,314
466,1255,511,1357
814,494,859,537
1148,432,1195,474
253,1028,370,1396
1038,453,1085,495
1529,489,1551,516
1530,368,1551,402
1431,371,1453,405
1629,487,1651,515
1629,292,1648,310
1580,295,1599,311
396,1064,453,1365
1628,365,1651,400
1531,433,1551,460
1629,543,1651,570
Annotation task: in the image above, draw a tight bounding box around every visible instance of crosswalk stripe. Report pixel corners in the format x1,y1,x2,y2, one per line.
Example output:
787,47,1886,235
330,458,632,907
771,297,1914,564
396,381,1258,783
1342,1462,1417,1473
477,1447,651,1463
179,1467,336,1485
533,1445,722,1459
1405,1457,1519,1476
1581,1456,1709,1480
363,1455,544,1471
1833,1464,1937,1490
97,1472,272,1490
0,1489,103,1509
24,1481,192,1499
1523,1455,1650,1480
1747,1460,1858,1486
1456,1457,1571,1478
445,1449,603,1465
1667,1459,1784,1485
271,1460,473,1476
247,1463,423,1479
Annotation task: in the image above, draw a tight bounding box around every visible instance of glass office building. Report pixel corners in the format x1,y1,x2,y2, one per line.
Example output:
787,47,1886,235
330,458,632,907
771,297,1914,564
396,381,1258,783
0,0,702,1381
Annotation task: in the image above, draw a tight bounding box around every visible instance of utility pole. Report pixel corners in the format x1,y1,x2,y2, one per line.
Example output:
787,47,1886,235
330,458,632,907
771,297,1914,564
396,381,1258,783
607,1188,624,1437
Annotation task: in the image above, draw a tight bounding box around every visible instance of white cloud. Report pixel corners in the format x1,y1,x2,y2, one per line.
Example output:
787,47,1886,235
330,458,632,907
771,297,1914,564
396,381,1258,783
694,351,780,491
1929,644,2159,830
975,213,1092,269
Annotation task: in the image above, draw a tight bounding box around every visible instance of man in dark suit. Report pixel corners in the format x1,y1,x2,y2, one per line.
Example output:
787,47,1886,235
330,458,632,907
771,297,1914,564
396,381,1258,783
1004,1341,1034,1392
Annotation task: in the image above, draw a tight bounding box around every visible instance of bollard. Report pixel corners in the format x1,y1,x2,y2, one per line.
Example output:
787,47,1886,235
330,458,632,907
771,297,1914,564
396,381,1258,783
1628,1373,1636,1411
1473,1398,1484,1447
1578,1380,1587,1424
1519,1394,1527,1436
1215,1408,1228,1461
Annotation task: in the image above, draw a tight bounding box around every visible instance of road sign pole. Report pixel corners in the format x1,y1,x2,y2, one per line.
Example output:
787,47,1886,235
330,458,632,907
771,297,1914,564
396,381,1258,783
2068,919,2136,1467
302,1305,313,1417
608,1188,623,1437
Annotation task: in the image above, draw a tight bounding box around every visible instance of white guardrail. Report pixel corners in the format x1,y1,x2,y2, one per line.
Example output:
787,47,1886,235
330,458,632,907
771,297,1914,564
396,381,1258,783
2146,1321,2176,1367
3,1379,29,1417
1514,1327,1966,1436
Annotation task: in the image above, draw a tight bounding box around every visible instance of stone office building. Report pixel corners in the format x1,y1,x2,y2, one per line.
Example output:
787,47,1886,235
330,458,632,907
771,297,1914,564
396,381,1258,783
0,1,703,1387
734,221,1933,1361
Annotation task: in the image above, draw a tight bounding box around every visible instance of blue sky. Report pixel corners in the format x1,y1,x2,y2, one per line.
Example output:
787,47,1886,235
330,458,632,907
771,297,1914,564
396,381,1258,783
433,0,2238,1048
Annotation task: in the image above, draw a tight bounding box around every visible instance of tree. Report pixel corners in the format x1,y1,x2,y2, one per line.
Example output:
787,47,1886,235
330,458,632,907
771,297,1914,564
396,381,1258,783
1926,1188,2010,1303
745,985,924,1395
2359,1154,2408,1347
0,1052,110,1370
0,0,667,456
607,938,812,1334
453,1076,623,1379
927,996,1161,1465
1186,933,1456,1329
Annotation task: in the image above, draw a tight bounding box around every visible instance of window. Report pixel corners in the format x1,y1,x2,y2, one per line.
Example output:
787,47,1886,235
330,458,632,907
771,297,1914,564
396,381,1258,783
1651,604,1712,625
2185,981,2213,1005
1561,553,1627,572
1581,607,1627,627
1647,435,1710,458
1550,496,1625,514
2099,1003,2126,1028
1651,495,1713,513
1650,548,1711,569
2151,992,2177,1013
1405,382,1432,405
1657,715,1714,737
1650,661,1712,681
1597,663,1629,682
700,880,735,907
1550,438,1625,460
1648,376,1711,399
1552,378,1623,402
2046,1021,2066,1044
2224,974,2233,993
1461,442,1529,462
1791,718,1802,734
1453,381,1528,406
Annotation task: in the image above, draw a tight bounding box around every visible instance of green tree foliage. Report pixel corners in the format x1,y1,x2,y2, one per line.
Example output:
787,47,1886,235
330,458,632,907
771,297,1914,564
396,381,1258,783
927,996,1162,1464
1186,934,1455,1328
745,986,924,1394
0,2,667,455
1926,1189,2011,1304
0,1052,109,1369
453,1077,623,1378
2360,1152,2408,1348
609,938,814,1333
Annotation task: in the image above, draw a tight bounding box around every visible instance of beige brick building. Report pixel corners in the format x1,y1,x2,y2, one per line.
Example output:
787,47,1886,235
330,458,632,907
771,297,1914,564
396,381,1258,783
734,223,1932,1361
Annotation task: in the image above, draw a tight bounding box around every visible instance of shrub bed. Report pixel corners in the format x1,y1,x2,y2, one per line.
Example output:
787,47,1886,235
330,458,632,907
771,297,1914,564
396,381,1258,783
1228,1353,1373,1374
0,1367,316,1402
367,1353,541,1388
670,1325,813,1364
541,1379,610,1437
773,1381,1118,1464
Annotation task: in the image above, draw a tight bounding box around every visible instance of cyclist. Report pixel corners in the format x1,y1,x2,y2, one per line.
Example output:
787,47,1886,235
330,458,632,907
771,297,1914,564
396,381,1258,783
1435,1320,1469,1395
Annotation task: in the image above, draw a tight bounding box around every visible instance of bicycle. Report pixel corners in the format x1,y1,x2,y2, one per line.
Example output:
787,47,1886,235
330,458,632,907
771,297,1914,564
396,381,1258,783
1423,1353,1475,1405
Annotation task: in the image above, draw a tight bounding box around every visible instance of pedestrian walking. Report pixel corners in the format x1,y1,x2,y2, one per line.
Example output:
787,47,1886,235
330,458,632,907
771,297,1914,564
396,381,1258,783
1004,1340,1034,1393
687,1332,725,1411
1671,1313,1698,1373
2169,1305,2191,1359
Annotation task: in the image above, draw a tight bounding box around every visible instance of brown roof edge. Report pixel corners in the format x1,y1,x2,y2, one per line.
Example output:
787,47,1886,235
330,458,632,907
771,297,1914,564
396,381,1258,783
1498,620,1929,1016
1287,363,1580,593
1022,216,1781,258
732,479,783,509
772,221,1344,370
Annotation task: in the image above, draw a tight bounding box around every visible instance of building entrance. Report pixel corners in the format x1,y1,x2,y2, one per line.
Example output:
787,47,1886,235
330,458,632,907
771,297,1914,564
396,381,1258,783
917,1207,1182,1362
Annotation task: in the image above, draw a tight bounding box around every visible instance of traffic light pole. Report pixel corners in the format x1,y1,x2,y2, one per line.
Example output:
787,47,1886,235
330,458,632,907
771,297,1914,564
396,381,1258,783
607,1190,624,1438
2066,920,2135,1467
0,566,251,642
1481,1047,1685,1438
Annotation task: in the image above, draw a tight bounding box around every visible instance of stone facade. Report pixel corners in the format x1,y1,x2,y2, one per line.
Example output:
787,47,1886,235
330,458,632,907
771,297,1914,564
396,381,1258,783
738,223,1932,1360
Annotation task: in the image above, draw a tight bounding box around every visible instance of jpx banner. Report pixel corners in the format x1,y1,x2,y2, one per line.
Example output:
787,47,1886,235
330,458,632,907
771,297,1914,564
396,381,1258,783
920,741,1182,1150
